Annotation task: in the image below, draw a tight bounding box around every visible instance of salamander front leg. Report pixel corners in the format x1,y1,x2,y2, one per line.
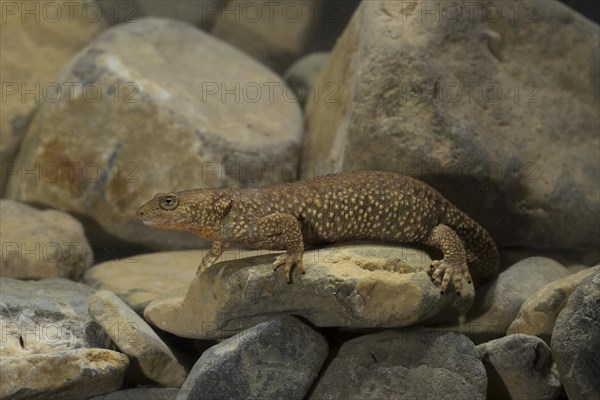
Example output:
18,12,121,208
196,241,227,275
247,213,305,283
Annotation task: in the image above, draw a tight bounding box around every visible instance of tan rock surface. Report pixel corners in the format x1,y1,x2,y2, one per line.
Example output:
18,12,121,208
84,248,270,314
507,266,599,344
144,244,475,339
0,348,129,400
89,290,187,387
1,200,93,279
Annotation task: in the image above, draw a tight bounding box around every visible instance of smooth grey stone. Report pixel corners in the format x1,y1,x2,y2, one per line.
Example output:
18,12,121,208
177,316,328,400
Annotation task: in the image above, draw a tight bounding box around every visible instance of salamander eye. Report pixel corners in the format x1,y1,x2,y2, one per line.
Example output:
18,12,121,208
159,194,179,210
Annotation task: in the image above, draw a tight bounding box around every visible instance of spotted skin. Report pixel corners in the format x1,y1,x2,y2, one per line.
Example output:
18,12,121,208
137,171,499,294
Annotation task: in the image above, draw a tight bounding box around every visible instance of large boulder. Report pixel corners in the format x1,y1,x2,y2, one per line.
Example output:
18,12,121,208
0,0,106,195
551,270,600,400
144,244,475,339
309,329,486,400
6,17,303,250
302,0,600,250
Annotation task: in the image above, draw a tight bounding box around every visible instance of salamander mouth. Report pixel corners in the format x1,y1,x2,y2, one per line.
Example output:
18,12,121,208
140,219,162,227
137,211,176,226
136,205,175,227
139,215,184,230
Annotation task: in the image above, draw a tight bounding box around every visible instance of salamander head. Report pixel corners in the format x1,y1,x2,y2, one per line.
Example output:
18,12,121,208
136,190,232,239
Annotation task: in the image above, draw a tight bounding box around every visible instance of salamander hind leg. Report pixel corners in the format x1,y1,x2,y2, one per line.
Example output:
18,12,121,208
424,224,472,295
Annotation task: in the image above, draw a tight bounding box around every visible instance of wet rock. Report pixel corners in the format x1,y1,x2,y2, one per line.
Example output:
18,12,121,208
302,0,600,251
309,329,486,400
6,17,303,250
144,244,475,339
477,334,562,400
89,290,187,387
83,248,269,314
211,0,321,73
551,270,600,400
507,266,598,344
284,52,330,105
177,316,328,400
0,200,94,280
0,278,111,357
0,0,106,195
90,388,179,400
0,348,129,399
446,257,569,344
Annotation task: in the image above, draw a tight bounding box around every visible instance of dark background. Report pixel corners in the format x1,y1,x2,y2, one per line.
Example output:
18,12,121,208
561,0,599,23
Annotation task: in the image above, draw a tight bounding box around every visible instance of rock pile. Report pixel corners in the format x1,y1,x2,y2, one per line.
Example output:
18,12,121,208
1,1,598,399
